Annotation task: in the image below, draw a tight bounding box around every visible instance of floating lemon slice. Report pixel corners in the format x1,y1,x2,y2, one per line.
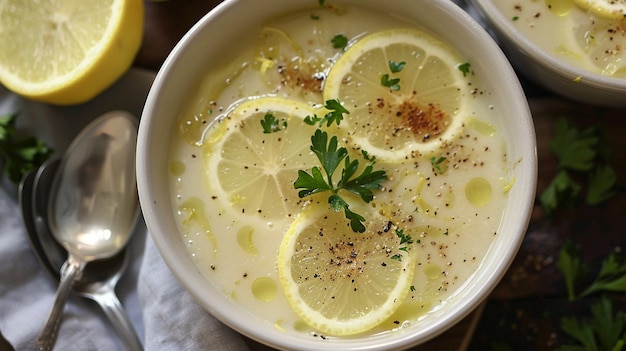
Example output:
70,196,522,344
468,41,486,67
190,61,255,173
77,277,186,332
573,0,626,19
277,207,417,336
324,29,468,162
203,97,318,221
0,0,143,105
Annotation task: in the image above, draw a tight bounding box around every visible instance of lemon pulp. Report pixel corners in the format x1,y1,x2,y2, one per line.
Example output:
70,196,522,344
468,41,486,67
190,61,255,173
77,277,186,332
0,0,143,105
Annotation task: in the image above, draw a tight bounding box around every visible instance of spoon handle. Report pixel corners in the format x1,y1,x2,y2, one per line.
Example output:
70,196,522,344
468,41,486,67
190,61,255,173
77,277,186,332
35,257,84,351
90,290,143,351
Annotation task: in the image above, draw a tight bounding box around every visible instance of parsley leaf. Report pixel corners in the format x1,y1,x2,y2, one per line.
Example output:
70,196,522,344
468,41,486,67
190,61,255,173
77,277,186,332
304,99,349,127
430,156,446,174
294,128,387,232
558,241,626,301
0,113,53,184
381,74,401,91
457,62,472,77
260,112,287,133
586,164,617,206
389,60,406,73
540,170,581,217
331,34,348,50
560,296,626,351
550,118,598,172
557,240,588,302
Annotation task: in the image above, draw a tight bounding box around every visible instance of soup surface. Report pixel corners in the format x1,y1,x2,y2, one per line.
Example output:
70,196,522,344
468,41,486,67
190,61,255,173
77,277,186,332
492,0,626,78
168,3,515,338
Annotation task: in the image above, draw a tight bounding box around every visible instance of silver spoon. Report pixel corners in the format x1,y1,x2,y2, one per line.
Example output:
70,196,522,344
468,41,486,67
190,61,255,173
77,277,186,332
34,111,140,351
20,159,143,350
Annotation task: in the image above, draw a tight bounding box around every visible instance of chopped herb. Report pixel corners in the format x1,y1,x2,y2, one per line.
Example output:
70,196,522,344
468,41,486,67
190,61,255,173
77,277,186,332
512,16,519,21
0,113,53,184
304,99,349,127
388,60,406,73
391,254,402,261
260,112,287,133
294,128,388,232
430,156,446,174
380,60,405,91
331,34,348,50
396,228,414,245
381,74,401,91
410,285,416,292
310,13,320,20
457,62,472,77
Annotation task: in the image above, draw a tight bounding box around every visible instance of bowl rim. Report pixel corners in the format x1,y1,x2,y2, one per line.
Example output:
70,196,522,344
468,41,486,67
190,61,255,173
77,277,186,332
137,0,537,350
469,0,626,93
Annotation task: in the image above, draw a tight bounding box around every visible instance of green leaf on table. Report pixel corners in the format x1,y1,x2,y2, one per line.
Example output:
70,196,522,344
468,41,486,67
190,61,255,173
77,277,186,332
540,170,581,217
581,253,626,298
550,118,598,172
0,113,53,184
559,296,626,351
587,164,617,206
558,240,588,302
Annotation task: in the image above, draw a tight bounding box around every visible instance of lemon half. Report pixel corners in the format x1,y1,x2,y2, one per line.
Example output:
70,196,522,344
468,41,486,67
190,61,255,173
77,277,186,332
278,207,417,336
0,0,144,105
324,29,468,162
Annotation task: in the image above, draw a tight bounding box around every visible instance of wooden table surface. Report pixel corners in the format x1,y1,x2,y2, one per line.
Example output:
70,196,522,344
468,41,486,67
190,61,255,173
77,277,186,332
135,1,626,350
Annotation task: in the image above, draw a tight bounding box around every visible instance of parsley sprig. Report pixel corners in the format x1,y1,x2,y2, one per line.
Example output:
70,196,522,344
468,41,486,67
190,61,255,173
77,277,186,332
558,241,626,301
260,112,287,133
540,118,621,216
559,296,626,351
0,113,53,184
294,100,387,233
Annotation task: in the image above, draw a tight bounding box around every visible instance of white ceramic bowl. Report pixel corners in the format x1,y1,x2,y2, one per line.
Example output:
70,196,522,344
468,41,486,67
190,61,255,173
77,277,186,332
467,0,626,107
137,0,537,349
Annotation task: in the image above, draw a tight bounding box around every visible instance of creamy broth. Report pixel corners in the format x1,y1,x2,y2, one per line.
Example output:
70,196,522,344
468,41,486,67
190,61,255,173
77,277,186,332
168,4,513,338
492,0,626,78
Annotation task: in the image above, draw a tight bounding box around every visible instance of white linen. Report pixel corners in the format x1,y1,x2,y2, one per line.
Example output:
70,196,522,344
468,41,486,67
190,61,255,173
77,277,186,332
0,69,250,351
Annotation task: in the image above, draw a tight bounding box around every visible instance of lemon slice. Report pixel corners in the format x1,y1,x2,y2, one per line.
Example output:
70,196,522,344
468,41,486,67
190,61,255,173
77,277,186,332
573,0,626,19
278,207,417,336
324,29,468,162
0,0,144,105
204,97,318,221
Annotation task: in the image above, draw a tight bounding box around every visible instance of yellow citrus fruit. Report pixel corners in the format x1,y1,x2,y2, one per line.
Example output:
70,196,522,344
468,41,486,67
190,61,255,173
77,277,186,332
323,29,468,162
573,0,626,19
0,0,144,105
203,97,318,221
277,206,417,336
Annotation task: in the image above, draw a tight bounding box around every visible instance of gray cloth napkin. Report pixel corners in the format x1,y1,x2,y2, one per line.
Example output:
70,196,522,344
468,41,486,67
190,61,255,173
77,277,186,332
0,68,250,351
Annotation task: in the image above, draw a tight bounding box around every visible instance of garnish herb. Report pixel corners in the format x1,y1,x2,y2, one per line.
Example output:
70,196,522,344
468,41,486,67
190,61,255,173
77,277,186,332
380,60,405,91
558,241,626,301
540,118,621,216
512,16,519,21
304,99,349,127
559,296,626,351
294,126,387,233
430,156,446,174
260,112,287,133
0,113,53,184
310,13,320,20
457,62,472,77
331,34,348,50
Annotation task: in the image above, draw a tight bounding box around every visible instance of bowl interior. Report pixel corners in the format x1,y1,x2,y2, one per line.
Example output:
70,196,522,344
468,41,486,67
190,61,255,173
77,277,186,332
137,0,537,349
468,0,626,106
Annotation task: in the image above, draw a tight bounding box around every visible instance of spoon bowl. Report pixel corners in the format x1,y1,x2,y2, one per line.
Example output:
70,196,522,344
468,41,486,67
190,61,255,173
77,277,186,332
20,159,143,350
34,111,140,351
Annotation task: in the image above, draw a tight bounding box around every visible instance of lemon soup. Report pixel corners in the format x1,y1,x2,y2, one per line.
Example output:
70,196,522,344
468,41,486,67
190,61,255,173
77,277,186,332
168,3,515,338
492,0,626,78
